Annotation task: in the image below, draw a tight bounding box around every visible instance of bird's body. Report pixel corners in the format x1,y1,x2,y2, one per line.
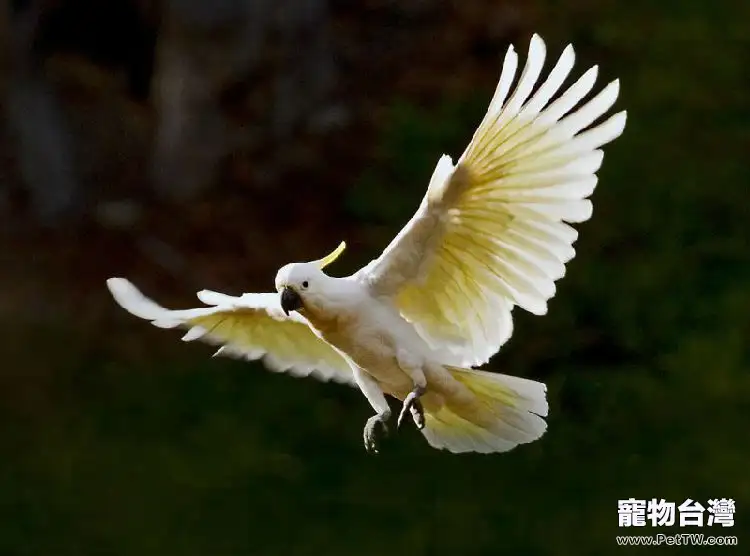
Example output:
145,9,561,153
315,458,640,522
107,34,626,454
296,278,424,390
293,274,520,428
294,275,462,409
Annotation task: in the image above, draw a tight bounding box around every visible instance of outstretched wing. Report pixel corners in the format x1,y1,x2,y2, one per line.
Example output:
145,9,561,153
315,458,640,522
354,34,627,367
107,278,355,385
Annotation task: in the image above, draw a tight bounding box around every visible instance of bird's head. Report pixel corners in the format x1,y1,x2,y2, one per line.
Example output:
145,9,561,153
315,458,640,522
274,241,346,316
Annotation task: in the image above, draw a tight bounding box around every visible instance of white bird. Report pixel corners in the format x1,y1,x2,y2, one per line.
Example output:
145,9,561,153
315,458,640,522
107,34,626,454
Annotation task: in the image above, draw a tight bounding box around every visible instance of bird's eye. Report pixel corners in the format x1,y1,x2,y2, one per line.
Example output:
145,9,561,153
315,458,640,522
302,281,309,289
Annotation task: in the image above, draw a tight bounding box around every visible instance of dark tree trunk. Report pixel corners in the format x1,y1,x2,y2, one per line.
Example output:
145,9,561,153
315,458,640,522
151,0,337,201
2,0,82,225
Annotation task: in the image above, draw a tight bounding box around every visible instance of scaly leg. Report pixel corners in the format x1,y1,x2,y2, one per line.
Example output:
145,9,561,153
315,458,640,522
396,349,427,430
353,366,391,454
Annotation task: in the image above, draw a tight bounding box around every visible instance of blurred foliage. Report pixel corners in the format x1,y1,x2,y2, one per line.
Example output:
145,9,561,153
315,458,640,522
1,0,749,555
344,95,487,224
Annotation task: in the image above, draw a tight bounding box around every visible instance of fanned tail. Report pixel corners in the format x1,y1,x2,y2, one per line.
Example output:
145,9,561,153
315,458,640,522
421,367,548,454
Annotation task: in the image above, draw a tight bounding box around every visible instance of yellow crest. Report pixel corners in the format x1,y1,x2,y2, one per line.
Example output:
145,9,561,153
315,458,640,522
316,241,346,269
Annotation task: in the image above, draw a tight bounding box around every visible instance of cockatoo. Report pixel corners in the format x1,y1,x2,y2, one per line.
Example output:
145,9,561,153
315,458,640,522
107,34,626,454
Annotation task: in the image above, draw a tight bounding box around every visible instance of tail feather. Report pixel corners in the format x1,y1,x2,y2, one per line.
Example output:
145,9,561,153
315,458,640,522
421,409,519,454
421,367,548,454
450,367,548,417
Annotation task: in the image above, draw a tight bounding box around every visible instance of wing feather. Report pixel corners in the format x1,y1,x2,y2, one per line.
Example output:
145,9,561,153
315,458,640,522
107,278,355,385
354,34,626,366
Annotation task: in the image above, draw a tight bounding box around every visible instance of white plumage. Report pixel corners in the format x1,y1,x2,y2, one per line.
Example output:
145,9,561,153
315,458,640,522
107,34,626,455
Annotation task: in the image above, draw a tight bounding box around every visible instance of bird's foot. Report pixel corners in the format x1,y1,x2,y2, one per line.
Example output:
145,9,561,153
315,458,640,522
397,385,426,430
363,412,390,454
409,402,426,430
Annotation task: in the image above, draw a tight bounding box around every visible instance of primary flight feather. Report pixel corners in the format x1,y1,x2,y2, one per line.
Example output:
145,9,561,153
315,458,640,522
107,34,626,454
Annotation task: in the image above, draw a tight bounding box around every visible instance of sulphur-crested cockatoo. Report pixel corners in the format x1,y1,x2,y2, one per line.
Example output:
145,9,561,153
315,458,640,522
107,34,626,454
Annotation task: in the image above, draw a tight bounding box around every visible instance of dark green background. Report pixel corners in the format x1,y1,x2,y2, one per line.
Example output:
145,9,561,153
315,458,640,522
1,1,747,554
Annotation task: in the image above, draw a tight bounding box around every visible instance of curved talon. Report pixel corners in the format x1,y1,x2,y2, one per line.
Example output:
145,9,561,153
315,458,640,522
363,414,389,454
410,403,425,430
397,387,426,430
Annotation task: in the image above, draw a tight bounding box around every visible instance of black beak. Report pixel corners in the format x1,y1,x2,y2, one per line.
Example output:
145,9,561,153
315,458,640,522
280,287,303,316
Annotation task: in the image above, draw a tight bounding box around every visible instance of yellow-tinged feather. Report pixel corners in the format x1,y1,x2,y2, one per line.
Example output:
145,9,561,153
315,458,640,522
106,278,355,385
419,366,548,454
357,34,626,367
315,241,347,269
